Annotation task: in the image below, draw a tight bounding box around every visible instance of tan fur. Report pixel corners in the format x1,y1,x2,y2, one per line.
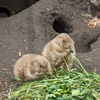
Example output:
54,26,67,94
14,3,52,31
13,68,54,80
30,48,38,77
42,33,76,69
14,54,52,82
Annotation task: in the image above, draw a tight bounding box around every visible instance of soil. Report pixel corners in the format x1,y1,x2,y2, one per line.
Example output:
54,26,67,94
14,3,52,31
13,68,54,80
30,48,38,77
0,0,100,99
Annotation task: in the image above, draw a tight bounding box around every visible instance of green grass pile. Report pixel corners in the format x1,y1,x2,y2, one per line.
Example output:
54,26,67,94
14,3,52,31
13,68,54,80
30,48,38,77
8,53,100,100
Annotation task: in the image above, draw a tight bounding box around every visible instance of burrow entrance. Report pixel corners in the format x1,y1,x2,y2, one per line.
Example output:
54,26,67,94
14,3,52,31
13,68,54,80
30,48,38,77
0,0,39,18
0,7,10,17
75,32,99,53
53,14,73,33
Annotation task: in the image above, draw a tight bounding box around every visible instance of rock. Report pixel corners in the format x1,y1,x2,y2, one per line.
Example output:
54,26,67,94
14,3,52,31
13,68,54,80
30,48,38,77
89,0,100,9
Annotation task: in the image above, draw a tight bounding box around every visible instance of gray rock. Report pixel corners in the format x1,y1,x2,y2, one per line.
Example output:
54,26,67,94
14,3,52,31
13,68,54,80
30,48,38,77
89,0,100,8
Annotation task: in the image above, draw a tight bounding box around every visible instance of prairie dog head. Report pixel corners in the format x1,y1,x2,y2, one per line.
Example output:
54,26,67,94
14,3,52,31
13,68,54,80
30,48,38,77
33,55,52,75
54,33,74,52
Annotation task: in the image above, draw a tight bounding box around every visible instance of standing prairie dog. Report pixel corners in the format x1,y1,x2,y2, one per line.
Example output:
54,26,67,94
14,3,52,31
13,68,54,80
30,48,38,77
42,33,76,68
14,54,52,82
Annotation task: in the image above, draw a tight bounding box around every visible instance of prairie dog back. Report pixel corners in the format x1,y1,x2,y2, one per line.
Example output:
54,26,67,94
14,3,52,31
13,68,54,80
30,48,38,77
14,54,52,82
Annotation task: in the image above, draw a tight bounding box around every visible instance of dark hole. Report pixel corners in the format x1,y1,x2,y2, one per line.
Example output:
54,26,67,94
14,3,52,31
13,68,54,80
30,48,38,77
53,15,73,33
32,0,39,4
0,7,10,18
0,0,40,18
88,37,98,50
75,32,99,53
83,33,99,53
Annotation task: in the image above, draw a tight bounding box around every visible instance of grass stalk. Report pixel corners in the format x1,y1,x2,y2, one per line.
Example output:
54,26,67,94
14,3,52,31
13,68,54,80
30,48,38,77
70,52,88,75
63,57,70,72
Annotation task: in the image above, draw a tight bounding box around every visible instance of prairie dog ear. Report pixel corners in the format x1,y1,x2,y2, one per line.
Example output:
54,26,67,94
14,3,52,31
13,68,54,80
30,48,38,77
31,62,38,70
54,36,64,47
55,40,60,46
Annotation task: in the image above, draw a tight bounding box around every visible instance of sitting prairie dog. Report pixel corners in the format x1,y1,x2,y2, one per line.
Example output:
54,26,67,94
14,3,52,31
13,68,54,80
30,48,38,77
14,54,52,82
42,33,76,69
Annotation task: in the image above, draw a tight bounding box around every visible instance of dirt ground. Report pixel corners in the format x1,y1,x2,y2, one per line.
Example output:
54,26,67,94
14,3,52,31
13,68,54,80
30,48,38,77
0,0,100,99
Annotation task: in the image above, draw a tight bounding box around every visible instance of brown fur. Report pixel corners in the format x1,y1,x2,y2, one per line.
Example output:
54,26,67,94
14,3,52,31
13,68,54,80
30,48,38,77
42,33,76,69
14,54,52,82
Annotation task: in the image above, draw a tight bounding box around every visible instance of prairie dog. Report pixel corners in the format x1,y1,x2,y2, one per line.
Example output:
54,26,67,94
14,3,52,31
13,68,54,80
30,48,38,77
14,54,52,82
42,33,76,68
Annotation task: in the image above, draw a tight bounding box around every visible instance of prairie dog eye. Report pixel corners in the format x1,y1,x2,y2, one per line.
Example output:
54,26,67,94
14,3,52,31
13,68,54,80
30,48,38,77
39,64,43,67
39,63,45,68
63,39,66,43
35,60,37,62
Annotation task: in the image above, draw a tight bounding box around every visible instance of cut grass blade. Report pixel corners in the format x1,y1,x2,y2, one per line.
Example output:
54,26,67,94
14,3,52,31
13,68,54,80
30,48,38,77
70,52,88,75
63,57,70,72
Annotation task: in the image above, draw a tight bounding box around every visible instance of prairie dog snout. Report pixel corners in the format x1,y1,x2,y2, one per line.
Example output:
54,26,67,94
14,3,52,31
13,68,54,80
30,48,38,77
14,54,52,82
